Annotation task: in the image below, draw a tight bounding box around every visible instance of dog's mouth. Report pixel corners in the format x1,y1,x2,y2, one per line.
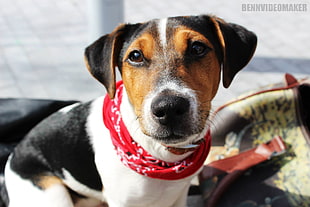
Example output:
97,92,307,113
145,125,207,144
140,124,208,156
146,128,200,144
163,138,206,155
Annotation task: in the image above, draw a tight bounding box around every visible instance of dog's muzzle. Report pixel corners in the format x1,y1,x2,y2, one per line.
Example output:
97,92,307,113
147,90,198,141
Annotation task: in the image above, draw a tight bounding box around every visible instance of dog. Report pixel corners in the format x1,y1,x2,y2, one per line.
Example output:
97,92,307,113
4,15,257,207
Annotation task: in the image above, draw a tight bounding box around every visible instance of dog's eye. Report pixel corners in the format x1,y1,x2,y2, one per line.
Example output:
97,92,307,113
190,42,210,57
128,50,144,63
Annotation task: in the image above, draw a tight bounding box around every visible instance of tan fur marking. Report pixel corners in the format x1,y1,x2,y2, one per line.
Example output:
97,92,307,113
123,33,155,61
122,32,158,118
84,55,92,75
209,16,226,72
122,64,158,117
174,27,213,56
173,27,221,129
37,176,63,189
209,17,226,51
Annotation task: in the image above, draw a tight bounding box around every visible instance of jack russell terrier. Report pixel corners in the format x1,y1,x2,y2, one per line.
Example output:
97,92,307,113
4,15,257,207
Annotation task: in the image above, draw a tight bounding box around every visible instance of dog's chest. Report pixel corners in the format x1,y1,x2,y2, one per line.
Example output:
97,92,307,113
87,97,193,207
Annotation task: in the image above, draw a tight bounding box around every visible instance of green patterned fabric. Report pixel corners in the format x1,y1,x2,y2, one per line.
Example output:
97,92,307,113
201,74,310,207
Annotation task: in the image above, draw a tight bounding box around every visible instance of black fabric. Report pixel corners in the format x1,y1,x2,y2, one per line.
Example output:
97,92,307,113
0,98,78,170
299,85,310,131
0,98,78,206
0,98,78,143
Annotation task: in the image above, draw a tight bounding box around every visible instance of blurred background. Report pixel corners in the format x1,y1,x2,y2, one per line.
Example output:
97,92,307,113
0,0,309,109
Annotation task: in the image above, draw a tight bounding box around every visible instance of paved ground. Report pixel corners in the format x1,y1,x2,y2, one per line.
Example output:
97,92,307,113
0,0,309,206
1,0,309,108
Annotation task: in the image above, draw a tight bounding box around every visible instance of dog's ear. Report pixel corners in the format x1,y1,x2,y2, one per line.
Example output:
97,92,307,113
210,17,257,88
84,24,128,99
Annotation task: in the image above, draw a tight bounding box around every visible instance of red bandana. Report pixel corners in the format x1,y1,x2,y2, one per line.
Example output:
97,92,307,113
103,81,211,180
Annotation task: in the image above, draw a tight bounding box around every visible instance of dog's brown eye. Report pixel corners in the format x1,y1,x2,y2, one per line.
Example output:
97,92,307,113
190,42,209,57
128,50,144,63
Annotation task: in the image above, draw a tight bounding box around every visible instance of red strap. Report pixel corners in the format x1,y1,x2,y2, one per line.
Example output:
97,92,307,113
284,73,298,86
199,136,286,207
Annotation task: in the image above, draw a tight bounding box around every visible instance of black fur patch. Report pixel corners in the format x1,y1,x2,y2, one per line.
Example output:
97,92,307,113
10,102,103,192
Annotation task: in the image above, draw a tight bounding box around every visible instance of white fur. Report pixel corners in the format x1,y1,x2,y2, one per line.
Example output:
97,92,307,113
158,18,168,48
59,103,80,114
5,157,74,207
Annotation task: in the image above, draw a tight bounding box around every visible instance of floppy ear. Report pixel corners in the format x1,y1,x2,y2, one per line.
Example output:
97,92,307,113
84,24,127,99
210,17,257,88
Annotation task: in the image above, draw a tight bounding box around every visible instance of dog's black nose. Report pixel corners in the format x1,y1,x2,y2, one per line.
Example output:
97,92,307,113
151,95,190,125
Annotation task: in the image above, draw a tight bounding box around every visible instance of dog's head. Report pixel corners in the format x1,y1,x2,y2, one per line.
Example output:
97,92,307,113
85,15,257,145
